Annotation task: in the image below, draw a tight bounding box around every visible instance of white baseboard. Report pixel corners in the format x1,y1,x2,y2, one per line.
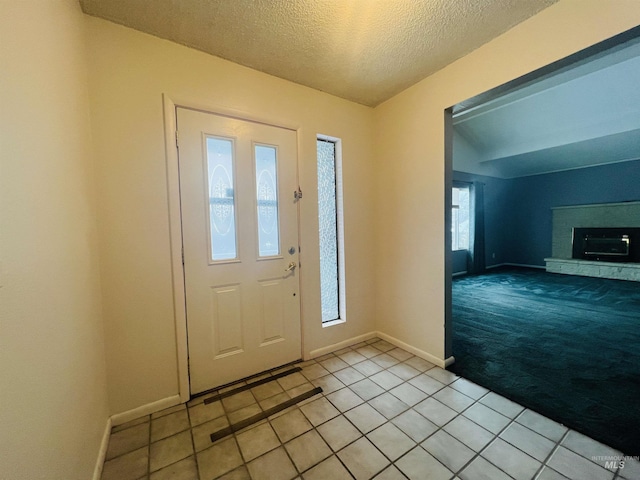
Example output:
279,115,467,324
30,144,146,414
375,331,455,368
92,416,112,480
110,394,182,427
308,331,377,359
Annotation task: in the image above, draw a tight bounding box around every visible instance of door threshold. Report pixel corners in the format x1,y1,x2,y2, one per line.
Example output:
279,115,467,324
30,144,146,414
203,365,303,405
190,358,302,401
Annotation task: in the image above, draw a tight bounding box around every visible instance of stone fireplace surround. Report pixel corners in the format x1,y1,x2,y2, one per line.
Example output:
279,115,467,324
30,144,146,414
545,201,640,282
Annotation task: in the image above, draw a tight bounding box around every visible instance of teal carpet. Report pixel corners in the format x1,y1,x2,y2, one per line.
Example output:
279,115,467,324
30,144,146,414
450,267,640,455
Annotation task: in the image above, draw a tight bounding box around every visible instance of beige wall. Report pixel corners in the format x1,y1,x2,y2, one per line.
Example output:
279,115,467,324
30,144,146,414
373,0,640,361
84,17,376,414
0,1,110,479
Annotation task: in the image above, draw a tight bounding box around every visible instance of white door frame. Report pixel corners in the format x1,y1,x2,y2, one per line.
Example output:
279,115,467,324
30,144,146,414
162,94,303,402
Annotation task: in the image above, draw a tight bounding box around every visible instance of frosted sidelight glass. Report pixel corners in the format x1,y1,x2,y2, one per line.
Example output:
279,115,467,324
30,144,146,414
317,139,339,322
206,137,237,261
255,145,280,257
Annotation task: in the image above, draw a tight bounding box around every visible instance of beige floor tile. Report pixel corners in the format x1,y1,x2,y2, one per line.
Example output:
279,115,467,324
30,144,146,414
444,416,495,452
260,391,291,411
149,430,193,472
459,456,513,480
395,447,453,480
350,378,385,401
479,392,524,418
303,455,352,480
327,387,364,412
370,353,400,369
300,397,340,426
285,430,332,472
270,408,313,443
369,371,403,391
422,430,475,473
188,400,224,427
236,423,280,462
373,465,406,479
246,447,298,480
312,374,346,394
515,409,568,442
228,403,262,424
413,397,458,427
345,403,387,434
353,360,384,377
387,363,421,381
149,455,198,480
333,367,366,385
499,422,555,462
197,437,244,480
319,356,350,373
482,438,542,480
386,348,413,362
408,374,446,395
222,391,257,413
101,446,148,480
388,383,427,406
432,387,475,413
301,363,330,381
367,422,415,461
355,345,383,359
191,415,230,451
390,410,437,443
105,423,149,460
369,392,410,420
462,403,510,434
338,437,390,480
546,446,614,480
317,415,362,452
277,372,308,390
339,350,368,366
217,466,251,480
151,409,190,442
251,381,284,401
424,367,459,385
449,378,489,400
403,356,435,372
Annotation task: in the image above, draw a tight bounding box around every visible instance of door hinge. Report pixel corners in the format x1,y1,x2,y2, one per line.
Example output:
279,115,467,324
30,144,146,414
294,187,303,200
181,246,184,265
175,130,179,149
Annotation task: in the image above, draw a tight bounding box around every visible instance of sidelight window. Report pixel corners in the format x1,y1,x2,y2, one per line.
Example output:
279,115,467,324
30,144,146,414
317,137,345,324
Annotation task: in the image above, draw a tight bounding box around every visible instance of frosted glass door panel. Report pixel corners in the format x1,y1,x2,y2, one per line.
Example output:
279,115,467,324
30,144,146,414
255,145,280,257
206,136,237,261
317,140,339,322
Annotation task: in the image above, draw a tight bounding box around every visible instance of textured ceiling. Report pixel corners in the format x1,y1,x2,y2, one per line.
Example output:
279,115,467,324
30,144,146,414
453,37,640,178
79,0,556,106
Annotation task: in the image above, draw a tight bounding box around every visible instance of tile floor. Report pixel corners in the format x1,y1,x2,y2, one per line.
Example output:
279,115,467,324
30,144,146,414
101,338,639,480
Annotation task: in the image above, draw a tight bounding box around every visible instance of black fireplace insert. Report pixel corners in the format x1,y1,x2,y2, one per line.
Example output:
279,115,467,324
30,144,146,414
572,227,640,263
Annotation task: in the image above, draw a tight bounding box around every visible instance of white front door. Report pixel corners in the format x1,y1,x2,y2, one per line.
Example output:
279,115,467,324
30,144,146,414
177,107,302,395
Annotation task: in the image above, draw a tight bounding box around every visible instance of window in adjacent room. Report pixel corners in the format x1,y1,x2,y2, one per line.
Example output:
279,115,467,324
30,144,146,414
317,136,346,325
452,186,470,251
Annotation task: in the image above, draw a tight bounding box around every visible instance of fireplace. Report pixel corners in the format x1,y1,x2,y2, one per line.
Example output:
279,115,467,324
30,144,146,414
572,227,640,263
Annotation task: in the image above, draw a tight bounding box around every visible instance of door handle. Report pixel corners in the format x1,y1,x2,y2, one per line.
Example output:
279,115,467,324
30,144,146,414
284,261,297,272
